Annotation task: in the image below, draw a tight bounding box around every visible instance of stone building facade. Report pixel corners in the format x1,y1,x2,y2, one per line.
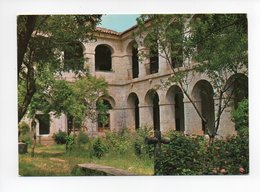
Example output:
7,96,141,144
33,24,248,143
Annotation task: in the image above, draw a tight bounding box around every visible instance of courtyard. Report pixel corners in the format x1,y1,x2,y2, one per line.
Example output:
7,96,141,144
17,14,248,176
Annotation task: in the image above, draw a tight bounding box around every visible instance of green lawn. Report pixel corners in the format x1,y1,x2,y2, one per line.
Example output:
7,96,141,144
19,144,154,176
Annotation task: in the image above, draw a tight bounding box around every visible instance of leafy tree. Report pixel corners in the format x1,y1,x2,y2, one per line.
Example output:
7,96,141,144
232,98,248,135
27,72,108,131
135,14,248,142
18,15,102,122
96,100,109,129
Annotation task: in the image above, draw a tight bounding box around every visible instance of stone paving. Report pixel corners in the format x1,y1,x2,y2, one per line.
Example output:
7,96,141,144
78,163,136,176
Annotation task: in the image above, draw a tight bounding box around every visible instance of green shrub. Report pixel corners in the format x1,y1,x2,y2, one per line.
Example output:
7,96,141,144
157,131,201,175
134,142,142,156
18,121,31,144
232,99,248,133
77,131,89,146
92,137,108,159
52,130,67,144
104,129,133,154
65,134,76,151
156,131,249,175
204,134,249,175
135,127,154,158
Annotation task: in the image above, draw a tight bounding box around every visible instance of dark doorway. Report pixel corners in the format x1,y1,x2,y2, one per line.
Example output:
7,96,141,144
150,46,159,74
132,44,139,78
152,92,160,132
174,92,184,132
95,45,112,71
192,80,215,134
134,96,140,130
201,89,214,134
127,93,140,130
166,85,185,132
35,114,50,135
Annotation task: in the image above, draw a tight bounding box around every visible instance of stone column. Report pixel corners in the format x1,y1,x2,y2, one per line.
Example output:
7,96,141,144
183,98,204,135
214,97,236,138
109,109,116,131
159,103,175,134
84,51,95,74
138,47,149,78
159,51,171,74
126,107,135,131
139,103,153,129
83,42,95,73
85,119,98,137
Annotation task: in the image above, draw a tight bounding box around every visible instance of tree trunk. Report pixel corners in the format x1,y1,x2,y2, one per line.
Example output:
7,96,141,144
31,117,37,157
208,135,215,146
18,62,36,122
154,129,162,175
72,118,75,134
18,15,37,75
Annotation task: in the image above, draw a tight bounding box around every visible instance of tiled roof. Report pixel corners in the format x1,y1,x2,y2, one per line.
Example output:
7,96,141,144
95,27,121,36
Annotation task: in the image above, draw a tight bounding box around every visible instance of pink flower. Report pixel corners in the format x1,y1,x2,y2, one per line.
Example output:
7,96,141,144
239,167,245,174
220,168,226,174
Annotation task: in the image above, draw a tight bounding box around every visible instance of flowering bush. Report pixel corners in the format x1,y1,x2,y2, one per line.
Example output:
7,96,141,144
156,131,249,175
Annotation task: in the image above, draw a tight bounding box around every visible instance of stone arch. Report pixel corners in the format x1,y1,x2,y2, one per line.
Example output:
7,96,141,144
145,89,160,132
225,73,248,109
98,95,116,108
192,80,215,134
166,85,185,131
126,41,139,79
127,92,140,130
96,96,115,131
95,44,114,71
144,34,159,74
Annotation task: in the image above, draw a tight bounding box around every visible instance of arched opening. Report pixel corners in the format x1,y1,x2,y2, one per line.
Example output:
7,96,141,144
131,41,139,78
225,73,248,109
35,114,50,135
95,44,112,71
144,34,159,74
166,85,185,131
127,93,140,130
192,80,215,134
63,42,85,71
97,98,113,131
145,90,160,133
